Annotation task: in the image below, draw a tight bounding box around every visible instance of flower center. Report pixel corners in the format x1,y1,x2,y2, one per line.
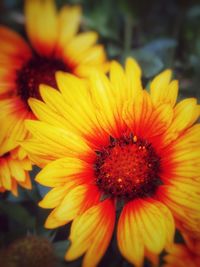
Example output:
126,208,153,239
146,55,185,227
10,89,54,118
2,152,10,158
16,54,70,104
3,236,57,267
94,135,161,200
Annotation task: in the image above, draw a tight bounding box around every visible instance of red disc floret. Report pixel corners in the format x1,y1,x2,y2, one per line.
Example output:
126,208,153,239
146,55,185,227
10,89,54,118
16,54,71,105
94,134,161,200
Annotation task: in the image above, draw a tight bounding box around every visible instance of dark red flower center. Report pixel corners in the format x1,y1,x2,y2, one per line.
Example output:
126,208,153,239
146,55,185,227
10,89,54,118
16,54,71,105
2,152,10,158
94,135,161,200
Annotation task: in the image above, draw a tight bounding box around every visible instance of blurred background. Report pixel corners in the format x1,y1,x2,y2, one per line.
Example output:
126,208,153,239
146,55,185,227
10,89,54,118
0,0,200,266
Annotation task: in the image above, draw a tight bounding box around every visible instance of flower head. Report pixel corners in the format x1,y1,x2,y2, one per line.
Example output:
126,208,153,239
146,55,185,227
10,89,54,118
0,235,56,267
163,242,200,267
0,149,32,196
23,58,200,266
0,0,108,194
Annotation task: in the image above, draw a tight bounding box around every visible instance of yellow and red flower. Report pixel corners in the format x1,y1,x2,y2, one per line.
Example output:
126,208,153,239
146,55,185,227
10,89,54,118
0,148,32,196
163,242,200,267
22,58,200,266
163,227,200,267
0,0,108,194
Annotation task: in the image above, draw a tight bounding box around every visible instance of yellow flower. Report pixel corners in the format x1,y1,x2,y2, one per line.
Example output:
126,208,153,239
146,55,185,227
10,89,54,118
0,0,108,194
163,227,200,267
163,242,200,267
23,58,200,267
0,148,32,196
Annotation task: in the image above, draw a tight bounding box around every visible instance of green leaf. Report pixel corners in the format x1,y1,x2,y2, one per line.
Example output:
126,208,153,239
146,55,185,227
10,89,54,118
187,5,200,20
107,44,122,58
142,38,177,67
53,240,71,260
142,38,177,57
0,200,35,229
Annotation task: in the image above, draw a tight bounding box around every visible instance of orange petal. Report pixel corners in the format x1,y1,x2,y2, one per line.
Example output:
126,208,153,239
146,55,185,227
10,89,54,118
0,26,31,59
0,158,11,190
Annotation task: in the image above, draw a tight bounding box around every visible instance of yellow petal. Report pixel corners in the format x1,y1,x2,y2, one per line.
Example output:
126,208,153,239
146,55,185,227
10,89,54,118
82,201,115,267
56,5,81,50
25,0,57,56
125,57,143,98
28,98,70,130
65,32,98,63
39,182,77,208
165,80,179,107
147,103,173,138
39,84,68,113
0,104,28,155
90,71,122,137
74,62,109,77
164,98,200,143
55,72,87,106
117,201,144,267
45,209,67,229
36,157,91,187
24,120,92,157
53,185,88,221
0,159,11,190
19,173,32,190
150,69,172,106
56,72,109,147
134,199,168,254
122,90,173,141
171,147,200,163
122,90,153,136
21,139,60,166
149,199,175,249
66,199,115,267
20,158,32,171
163,185,200,212
38,84,105,145
77,45,106,65
8,159,26,182
109,60,129,130
168,124,200,156
110,61,126,104
53,185,99,222
157,186,200,233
